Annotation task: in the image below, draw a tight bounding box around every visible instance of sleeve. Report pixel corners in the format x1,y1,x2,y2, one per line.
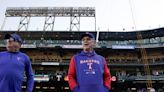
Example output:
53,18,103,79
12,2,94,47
68,56,78,91
104,59,111,90
25,55,34,92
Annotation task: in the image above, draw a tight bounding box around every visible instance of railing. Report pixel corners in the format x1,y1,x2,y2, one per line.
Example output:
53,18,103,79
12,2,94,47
118,75,164,81
0,39,164,48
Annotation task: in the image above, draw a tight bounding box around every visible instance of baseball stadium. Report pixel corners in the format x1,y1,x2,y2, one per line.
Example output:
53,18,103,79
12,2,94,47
0,6,164,92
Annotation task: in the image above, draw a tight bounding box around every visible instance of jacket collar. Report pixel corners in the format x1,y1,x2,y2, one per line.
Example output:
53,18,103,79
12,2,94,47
80,51,96,56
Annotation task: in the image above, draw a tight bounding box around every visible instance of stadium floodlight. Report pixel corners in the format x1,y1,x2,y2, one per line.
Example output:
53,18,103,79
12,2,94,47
4,7,96,31
5,7,95,17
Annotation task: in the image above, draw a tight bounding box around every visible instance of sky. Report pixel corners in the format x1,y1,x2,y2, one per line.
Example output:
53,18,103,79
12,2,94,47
0,0,164,31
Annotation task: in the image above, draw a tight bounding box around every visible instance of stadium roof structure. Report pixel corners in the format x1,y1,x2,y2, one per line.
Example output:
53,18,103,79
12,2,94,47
99,27,164,41
0,27,163,40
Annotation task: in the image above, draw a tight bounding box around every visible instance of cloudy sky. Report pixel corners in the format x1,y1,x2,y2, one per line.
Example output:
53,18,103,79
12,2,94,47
0,0,164,31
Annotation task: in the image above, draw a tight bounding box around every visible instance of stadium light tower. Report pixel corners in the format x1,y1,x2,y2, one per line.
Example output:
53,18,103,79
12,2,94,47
5,7,96,31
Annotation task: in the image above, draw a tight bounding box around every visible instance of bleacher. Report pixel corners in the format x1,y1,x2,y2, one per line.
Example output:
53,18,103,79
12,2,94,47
0,28,164,92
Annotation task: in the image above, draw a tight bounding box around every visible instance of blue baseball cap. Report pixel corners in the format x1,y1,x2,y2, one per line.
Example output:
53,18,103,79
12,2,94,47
5,33,23,44
81,32,95,40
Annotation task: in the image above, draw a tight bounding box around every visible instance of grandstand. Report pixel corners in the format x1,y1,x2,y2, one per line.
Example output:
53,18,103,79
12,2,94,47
0,7,164,92
0,28,164,92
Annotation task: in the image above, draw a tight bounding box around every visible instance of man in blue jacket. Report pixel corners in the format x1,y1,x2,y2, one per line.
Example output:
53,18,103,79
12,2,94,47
0,33,34,92
68,32,111,92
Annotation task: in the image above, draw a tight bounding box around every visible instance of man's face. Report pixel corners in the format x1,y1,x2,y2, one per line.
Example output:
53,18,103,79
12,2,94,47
82,36,96,51
6,38,21,52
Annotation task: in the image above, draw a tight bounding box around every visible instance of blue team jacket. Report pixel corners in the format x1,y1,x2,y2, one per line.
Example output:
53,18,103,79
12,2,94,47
0,51,34,92
73,51,109,92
